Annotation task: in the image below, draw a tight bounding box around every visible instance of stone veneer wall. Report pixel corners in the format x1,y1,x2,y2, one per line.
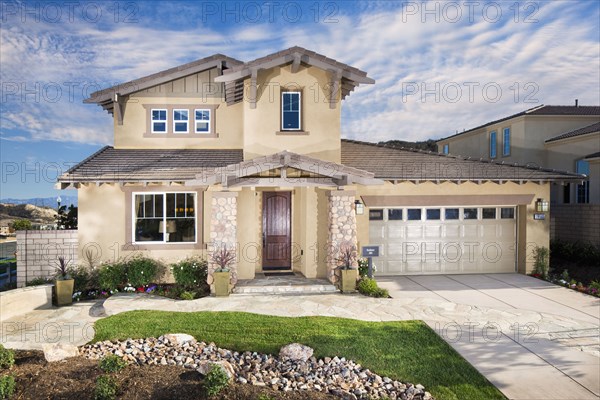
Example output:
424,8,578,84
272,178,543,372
15,230,78,287
551,204,600,247
207,192,238,293
326,190,358,284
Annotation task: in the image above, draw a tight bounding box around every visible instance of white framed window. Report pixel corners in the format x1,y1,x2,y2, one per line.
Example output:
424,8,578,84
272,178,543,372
502,127,511,156
133,192,197,244
443,144,449,154
151,109,167,133
576,159,590,203
173,109,189,133
281,91,301,130
195,109,211,133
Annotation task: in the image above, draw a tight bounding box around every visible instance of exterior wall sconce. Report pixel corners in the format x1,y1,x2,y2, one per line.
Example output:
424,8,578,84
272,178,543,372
354,200,365,215
535,198,549,212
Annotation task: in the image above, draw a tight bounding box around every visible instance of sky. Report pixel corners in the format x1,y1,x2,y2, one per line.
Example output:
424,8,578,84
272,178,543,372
1,0,599,199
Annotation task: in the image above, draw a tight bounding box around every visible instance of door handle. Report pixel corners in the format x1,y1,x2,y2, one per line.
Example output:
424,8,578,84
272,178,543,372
262,232,266,247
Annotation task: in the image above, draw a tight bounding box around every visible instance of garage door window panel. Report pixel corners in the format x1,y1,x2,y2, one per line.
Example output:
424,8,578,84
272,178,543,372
388,209,403,221
445,208,460,220
482,208,497,219
369,209,384,221
463,208,478,220
501,207,515,219
407,209,422,221
426,209,441,220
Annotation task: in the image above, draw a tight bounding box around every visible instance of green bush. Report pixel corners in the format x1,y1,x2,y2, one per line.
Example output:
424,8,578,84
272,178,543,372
126,257,162,287
171,257,208,289
532,246,550,279
98,262,127,291
68,266,98,292
180,291,195,300
0,345,15,370
357,278,389,298
10,219,31,231
0,375,16,399
357,258,369,278
551,239,600,266
99,355,127,373
204,364,230,396
94,375,118,400
25,277,53,286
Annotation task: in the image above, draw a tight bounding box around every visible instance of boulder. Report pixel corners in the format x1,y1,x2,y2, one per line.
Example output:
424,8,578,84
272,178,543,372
279,343,314,362
197,360,235,381
163,333,196,345
43,343,79,362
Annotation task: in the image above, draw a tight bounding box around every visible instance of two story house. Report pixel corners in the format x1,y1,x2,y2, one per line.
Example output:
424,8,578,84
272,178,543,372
436,106,600,245
58,47,583,293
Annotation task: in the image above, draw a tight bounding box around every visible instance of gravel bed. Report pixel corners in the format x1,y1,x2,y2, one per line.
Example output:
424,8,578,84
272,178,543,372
81,335,433,400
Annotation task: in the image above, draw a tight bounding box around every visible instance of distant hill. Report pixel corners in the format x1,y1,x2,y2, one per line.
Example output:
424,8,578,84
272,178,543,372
0,203,58,226
378,139,438,152
0,196,77,208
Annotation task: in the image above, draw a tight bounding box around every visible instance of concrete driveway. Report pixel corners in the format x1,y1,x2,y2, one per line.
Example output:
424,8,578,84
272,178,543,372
378,274,600,400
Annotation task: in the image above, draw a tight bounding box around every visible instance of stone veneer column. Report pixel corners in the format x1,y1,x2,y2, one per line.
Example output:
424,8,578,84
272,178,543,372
207,191,238,294
327,190,358,284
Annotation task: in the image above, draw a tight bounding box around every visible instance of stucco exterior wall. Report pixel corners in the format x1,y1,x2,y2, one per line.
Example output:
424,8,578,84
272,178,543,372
242,65,341,163
354,181,550,274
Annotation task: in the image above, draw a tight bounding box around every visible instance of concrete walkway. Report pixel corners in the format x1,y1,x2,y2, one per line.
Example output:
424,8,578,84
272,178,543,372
1,273,598,399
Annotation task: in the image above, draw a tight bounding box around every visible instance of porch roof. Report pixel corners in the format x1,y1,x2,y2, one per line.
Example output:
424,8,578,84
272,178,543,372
186,151,384,188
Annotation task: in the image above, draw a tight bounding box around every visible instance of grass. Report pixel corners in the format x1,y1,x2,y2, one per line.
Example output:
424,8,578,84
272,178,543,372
93,311,504,400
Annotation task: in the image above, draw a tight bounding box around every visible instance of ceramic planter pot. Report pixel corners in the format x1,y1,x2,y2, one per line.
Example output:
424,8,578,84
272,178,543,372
340,269,358,293
55,279,74,306
213,271,230,297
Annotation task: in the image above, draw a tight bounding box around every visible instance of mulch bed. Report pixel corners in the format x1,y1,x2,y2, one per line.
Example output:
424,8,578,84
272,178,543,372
4,350,337,399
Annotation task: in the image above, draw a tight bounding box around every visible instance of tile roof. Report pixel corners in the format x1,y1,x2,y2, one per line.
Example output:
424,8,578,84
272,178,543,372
59,147,243,184
545,122,600,143
585,152,600,159
341,139,584,182
438,105,600,142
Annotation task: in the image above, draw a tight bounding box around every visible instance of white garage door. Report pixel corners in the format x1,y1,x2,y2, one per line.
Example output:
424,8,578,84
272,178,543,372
368,206,517,275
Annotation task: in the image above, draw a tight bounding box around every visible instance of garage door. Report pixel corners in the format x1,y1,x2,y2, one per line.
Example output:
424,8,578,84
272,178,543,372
368,206,516,275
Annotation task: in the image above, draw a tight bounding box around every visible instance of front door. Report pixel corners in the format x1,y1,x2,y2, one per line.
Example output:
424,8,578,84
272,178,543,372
262,191,291,270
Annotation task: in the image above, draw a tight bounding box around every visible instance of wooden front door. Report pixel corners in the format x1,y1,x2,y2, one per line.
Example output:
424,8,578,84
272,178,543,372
262,191,291,269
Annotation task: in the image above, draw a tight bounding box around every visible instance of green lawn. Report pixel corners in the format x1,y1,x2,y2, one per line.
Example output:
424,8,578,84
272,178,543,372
93,311,505,400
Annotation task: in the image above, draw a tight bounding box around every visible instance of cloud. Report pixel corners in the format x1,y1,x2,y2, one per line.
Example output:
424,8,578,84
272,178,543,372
1,0,598,146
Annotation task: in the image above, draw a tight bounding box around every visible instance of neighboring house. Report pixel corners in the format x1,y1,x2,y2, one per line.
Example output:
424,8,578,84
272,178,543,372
58,47,583,292
437,106,600,245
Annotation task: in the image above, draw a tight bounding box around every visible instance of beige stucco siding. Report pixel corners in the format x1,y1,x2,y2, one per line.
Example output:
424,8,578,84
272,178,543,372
242,65,341,163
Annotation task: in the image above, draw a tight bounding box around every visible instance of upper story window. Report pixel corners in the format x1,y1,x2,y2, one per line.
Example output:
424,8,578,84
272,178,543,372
282,92,301,131
442,144,449,154
173,109,189,133
195,109,211,133
489,131,497,158
576,159,590,204
503,127,511,156
151,109,167,133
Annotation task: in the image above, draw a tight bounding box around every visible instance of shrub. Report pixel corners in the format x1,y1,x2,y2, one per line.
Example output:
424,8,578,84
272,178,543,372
0,345,15,370
357,278,389,298
171,257,208,289
180,291,195,300
357,258,369,278
10,219,31,231
99,355,127,373
204,364,230,396
532,246,550,279
126,257,162,287
98,262,127,291
26,277,53,286
68,266,97,293
94,375,118,400
590,280,600,291
0,375,16,399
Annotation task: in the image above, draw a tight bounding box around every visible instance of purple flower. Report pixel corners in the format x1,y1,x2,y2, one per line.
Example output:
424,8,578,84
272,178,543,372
146,285,157,293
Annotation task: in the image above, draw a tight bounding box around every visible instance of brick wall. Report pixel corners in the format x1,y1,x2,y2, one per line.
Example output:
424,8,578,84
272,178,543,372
15,230,78,287
551,205,600,246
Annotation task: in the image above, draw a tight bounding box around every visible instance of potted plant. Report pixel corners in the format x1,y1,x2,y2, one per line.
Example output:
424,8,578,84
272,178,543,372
337,244,358,293
210,246,235,297
54,256,74,306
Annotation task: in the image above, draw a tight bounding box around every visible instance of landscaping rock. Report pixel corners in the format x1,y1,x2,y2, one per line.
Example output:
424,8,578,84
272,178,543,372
80,337,432,399
43,343,79,362
279,343,314,362
163,333,196,345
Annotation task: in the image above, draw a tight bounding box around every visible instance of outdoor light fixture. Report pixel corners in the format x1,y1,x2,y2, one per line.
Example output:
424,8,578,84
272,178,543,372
354,200,365,215
535,198,549,212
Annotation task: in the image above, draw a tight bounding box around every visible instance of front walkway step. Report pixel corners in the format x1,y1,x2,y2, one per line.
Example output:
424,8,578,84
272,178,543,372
232,284,338,295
